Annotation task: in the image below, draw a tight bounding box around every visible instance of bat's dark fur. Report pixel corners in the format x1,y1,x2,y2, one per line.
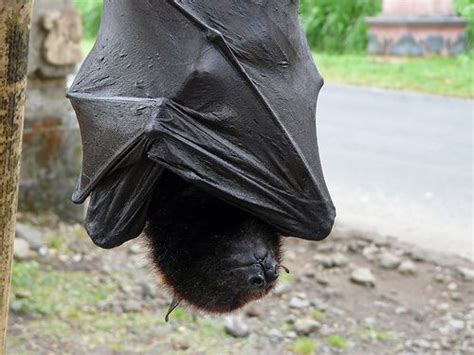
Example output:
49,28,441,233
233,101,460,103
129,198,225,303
144,170,282,313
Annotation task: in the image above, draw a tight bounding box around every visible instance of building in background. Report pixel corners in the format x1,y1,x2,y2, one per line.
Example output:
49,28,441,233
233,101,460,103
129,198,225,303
366,0,467,56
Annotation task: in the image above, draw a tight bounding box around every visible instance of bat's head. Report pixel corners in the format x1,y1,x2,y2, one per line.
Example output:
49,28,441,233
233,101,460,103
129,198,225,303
145,170,283,316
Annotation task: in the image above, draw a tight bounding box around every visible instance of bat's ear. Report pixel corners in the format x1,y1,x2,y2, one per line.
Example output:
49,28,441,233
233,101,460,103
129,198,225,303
84,159,163,249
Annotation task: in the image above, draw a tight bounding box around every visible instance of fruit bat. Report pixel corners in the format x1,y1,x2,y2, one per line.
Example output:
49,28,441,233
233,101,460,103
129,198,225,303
67,0,336,317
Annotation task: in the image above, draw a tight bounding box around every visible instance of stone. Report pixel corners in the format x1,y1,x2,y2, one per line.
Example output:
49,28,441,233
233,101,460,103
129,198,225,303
362,245,378,261
72,254,82,263
274,281,292,296
138,281,157,299
316,276,329,286
224,316,250,338
332,253,349,267
398,260,416,275
245,306,263,319
350,268,376,287
289,297,310,309
268,328,283,339
38,246,50,258
123,300,142,313
13,238,32,260
447,282,458,291
294,319,320,335
15,223,43,250
129,243,146,255
448,319,465,331
379,252,402,269
456,266,474,281
450,292,462,302
41,10,82,66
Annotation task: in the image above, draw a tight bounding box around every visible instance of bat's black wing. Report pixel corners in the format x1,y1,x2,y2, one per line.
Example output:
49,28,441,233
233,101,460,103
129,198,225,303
68,0,335,248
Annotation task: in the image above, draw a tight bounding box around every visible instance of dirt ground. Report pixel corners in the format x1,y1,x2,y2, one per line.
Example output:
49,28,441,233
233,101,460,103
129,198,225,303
7,214,474,354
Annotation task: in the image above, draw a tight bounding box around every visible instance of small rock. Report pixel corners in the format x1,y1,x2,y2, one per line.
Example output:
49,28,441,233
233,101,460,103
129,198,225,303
15,289,32,299
245,306,263,318
398,260,416,275
450,292,463,302
129,243,145,255
434,274,446,283
447,282,458,291
414,339,432,349
268,328,283,339
286,314,296,324
171,339,190,351
395,307,408,315
378,252,401,269
313,255,333,268
350,268,376,287
123,300,141,313
317,243,337,254
37,246,49,258
16,224,43,251
286,331,297,339
332,253,349,267
13,238,32,260
224,316,250,338
456,266,474,281
437,303,450,312
274,281,292,296
448,319,465,331
362,245,378,261
289,297,310,309
316,276,329,286
294,319,320,335
139,281,157,299
72,254,83,263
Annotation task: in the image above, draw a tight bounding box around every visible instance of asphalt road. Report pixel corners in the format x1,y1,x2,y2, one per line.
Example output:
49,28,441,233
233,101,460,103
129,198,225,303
317,84,473,260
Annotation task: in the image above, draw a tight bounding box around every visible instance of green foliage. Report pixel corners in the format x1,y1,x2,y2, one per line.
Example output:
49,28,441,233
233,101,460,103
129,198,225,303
326,335,348,349
292,337,316,355
455,0,474,51
299,0,381,53
315,53,474,98
73,0,103,39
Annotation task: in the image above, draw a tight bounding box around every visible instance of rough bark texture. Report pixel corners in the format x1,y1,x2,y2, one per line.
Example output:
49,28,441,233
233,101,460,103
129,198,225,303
0,1,33,352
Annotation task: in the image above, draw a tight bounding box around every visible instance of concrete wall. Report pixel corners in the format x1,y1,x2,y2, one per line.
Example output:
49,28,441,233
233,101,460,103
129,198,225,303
20,0,84,221
367,0,466,56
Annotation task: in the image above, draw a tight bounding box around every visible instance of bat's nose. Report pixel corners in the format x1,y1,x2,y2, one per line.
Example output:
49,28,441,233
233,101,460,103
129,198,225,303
248,274,266,289
263,261,279,283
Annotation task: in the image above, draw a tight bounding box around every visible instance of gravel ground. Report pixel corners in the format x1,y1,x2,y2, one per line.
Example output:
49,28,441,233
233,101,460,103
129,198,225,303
7,214,474,354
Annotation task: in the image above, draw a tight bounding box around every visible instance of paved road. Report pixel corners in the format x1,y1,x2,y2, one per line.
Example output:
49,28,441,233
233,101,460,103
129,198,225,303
317,84,473,260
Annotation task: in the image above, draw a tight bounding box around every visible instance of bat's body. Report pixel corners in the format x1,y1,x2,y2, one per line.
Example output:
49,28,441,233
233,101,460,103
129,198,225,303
68,0,335,315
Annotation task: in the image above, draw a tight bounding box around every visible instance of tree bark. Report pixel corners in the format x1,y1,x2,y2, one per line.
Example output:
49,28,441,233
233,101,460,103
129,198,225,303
0,1,33,352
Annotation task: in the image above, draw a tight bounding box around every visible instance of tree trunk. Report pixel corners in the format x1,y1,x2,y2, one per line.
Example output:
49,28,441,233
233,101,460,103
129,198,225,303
0,0,33,352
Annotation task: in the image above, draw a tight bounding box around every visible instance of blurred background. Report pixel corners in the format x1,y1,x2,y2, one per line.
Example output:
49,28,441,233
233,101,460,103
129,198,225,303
8,0,473,354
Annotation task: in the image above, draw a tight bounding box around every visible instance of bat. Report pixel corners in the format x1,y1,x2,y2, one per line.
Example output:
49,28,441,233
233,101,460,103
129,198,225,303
67,0,335,317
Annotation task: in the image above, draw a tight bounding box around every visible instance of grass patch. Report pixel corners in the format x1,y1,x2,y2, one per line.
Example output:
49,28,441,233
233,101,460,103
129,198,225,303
278,272,294,283
312,309,326,320
10,261,117,316
356,326,398,342
314,53,474,98
292,337,316,355
326,335,348,349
